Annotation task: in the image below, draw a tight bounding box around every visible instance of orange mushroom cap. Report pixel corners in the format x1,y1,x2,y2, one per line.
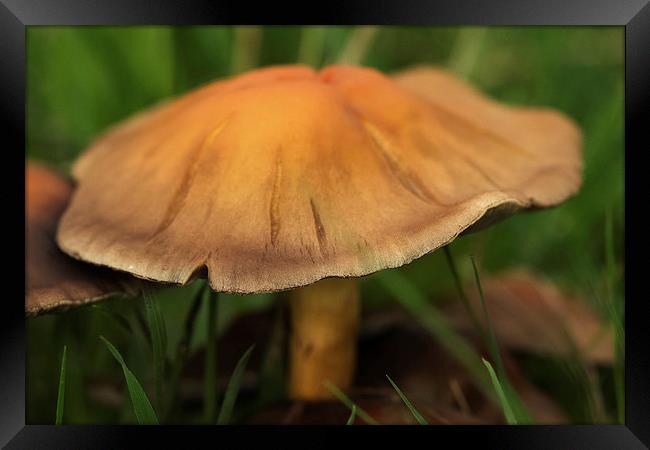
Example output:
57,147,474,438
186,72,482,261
56,65,582,294
26,162,138,315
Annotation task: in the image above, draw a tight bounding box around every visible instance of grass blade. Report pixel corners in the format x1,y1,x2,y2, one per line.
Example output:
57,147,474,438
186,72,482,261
203,291,218,423
386,374,428,425
443,246,484,336
470,256,506,377
470,256,532,424
217,344,255,424
230,26,262,74
144,292,167,413
447,27,489,78
55,345,67,425
337,26,378,65
324,381,379,425
298,26,326,67
258,306,286,405
100,335,159,424
346,405,357,425
483,358,517,424
166,281,207,419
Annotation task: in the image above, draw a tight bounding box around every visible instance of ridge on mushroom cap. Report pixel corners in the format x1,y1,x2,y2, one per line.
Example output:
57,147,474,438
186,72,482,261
26,162,139,315
57,64,582,294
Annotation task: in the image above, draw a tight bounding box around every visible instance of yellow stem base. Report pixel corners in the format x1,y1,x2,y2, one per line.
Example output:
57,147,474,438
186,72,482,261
288,278,360,400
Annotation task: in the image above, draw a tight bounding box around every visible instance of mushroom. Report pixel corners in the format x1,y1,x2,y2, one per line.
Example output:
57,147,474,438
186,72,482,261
26,162,138,316
55,65,582,399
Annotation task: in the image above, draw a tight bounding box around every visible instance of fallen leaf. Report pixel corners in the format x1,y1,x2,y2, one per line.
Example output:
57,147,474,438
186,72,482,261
443,270,614,365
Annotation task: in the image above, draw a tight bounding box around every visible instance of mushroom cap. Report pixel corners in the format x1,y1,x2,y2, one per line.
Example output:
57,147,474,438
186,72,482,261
26,162,137,315
57,64,582,294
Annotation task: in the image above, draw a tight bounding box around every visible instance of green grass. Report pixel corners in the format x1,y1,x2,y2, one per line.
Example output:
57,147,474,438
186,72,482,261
483,359,518,424
55,345,67,425
386,374,428,425
257,307,286,405
166,281,207,420
217,345,255,425
203,291,219,423
444,246,483,335
100,335,159,425
143,292,167,415
26,25,623,425
470,256,532,423
346,405,357,425
324,381,379,425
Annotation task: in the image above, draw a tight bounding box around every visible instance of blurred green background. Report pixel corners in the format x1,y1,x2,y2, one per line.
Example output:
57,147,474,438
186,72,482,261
26,26,624,424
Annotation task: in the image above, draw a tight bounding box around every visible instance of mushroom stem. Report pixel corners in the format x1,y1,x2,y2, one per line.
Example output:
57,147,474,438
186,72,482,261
288,278,360,400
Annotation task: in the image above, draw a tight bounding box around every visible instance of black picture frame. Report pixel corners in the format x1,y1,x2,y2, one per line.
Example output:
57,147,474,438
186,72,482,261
4,1,649,448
